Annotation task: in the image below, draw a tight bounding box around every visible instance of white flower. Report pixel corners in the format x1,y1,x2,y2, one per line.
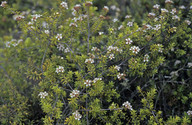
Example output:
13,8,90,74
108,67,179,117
103,6,109,11
170,8,176,14
42,21,49,28
57,43,65,51
148,12,156,17
56,34,62,40
144,54,149,62
125,15,131,19
127,22,133,27
44,30,49,34
5,42,11,48
187,110,192,116
165,0,173,4
91,47,98,51
157,44,163,53
170,71,178,77
153,4,160,9
13,15,25,21
73,111,82,120
64,47,70,53
190,6,192,9
118,25,123,30
130,46,140,54
38,91,48,98
174,60,181,66
187,62,192,68
179,5,186,9
93,78,102,83
122,101,133,110
0,1,7,7
28,22,33,25
98,32,104,35
85,1,93,6
31,14,42,22
172,15,180,20
153,24,161,31
84,80,92,87
109,54,115,60
85,58,94,63
69,23,78,27
114,65,120,71
110,5,116,10
185,20,191,25
74,4,81,12
70,90,80,98
113,18,118,22
60,1,68,9
125,38,133,45
56,66,64,73
161,8,169,13
117,73,125,80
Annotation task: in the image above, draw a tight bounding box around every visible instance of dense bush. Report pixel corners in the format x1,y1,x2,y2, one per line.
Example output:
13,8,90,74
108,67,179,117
0,0,192,124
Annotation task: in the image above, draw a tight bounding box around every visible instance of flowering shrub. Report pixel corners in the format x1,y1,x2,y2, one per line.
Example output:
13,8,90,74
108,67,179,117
0,0,192,124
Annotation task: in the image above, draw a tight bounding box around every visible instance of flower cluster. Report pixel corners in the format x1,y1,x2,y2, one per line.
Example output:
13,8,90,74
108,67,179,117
31,14,42,22
56,34,62,40
91,47,100,51
85,58,94,64
93,78,102,83
38,91,48,99
84,80,92,87
55,66,64,73
117,73,125,80
57,43,65,51
127,21,133,27
187,110,192,116
157,44,163,53
130,46,140,54
73,111,82,120
70,90,80,98
125,38,133,45
5,39,22,48
122,101,133,110
153,4,160,10
60,1,68,9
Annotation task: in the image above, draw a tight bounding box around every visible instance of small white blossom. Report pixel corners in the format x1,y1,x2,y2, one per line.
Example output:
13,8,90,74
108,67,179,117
153,24,161,31
130,46,140,54
57,43,65,51
125,38,133,45
5,42,11,48
64,47,70,53
153,4,160,9
13,15,25,21
172,15,180,20
187,62,192,68
84,80,92,87
110,5,116,10
148,12,156,17
125,15,131,19
69,23,78,27
185,20,191,25
85,1,93,6
85,58,94,64
73,111,82,120
60,1,68,9
109,54,115,60
0,1,7,7
38,91,48,98
74,4,81,12
117,73,125,80
103,6,109,11
179,5,186,9
170,8,176,14
122,101,133,110
157,44,163,53
114,65,120,71
56,34,62,40
44,30,49,34
91,47,98,51
127,22,133,27
165,0,173,4
170,71,178,77
118,25,123,30
31,14,42,22
187,110,192,116
113,18,118,22
144,54,149,62
93,78,102,83
98,32,104,35
161,8,169,13
190,6,192,9
174,60,181,66
56,66,64,73
70,90,80,98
